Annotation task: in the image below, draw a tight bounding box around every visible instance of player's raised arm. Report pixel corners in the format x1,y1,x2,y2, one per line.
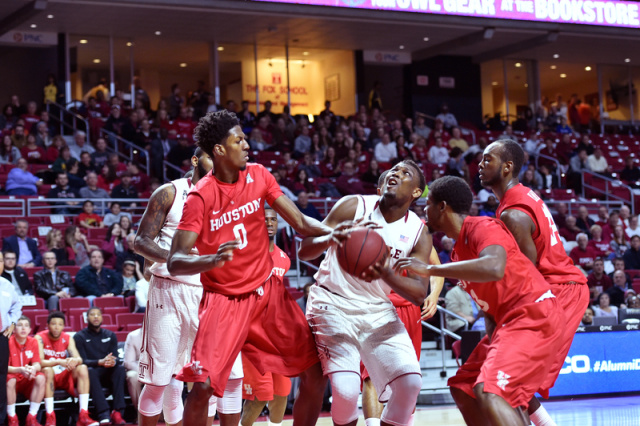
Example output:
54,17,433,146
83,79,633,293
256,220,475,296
296,195,359,261
167,229,239,276
272,194,333,236
133,183,176,263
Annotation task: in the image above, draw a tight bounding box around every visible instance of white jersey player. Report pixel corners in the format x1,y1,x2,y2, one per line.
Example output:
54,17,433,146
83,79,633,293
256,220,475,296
134,147,242,426
298,160,443,426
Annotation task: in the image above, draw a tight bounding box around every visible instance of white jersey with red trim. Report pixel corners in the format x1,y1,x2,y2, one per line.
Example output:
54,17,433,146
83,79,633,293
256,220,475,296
148,177,201,286
314,195,424,304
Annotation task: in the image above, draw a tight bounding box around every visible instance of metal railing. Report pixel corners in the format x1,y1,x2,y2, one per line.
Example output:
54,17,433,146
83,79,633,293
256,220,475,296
163,160,187,183
535,153,563,186
99,129,150,176
581,171,636,215
415,111,477,146
0,198,26,217
422,306,468,378
27,197,149,219
46,101,90,142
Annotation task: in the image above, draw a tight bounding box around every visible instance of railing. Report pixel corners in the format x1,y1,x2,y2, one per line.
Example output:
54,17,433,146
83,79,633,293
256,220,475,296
581,171,636,215
99,129,150,176
163,160,187,183
415,111,477,146
46,101,90,142
422,306,468,378
535,153,563,186
27,197,150,219
0,198,26,217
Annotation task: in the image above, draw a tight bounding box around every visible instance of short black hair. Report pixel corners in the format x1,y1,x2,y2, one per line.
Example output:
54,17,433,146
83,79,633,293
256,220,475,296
428,176,473,215
495,138,525,176
400,159,426,193
87,307,102,316
194,147,204,158
47,311,66,325
378,170,389,189
194,110,240,157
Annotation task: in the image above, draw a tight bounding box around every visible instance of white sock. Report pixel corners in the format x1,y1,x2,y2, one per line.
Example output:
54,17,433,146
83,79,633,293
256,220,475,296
408,413,415,426
268,422,282,426
530,405,557,426
45,397,54,414
7,404,16,417
29,401,41,416
79,393,89,411
365,418,381,426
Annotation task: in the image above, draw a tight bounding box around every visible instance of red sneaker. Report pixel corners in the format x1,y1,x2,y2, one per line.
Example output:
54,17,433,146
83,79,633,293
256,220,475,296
110,411,125,425
26,413,42,426
77,409,99,426
45,412,57,426
8,414,18,426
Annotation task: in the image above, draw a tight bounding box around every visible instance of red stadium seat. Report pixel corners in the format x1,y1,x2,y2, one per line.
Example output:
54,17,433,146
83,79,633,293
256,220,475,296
87,228,108,240
104,307,130,317
23,267,40,279
115,331,129,343
58,265,81,278
102,324,119,332
626,270,640,280
59,298,90,314
115,313,144,330
22,309,49,331
93,297,124,310
125,295,136,312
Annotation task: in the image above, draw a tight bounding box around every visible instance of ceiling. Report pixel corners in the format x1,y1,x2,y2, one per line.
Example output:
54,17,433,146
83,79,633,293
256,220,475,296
1,0,639,70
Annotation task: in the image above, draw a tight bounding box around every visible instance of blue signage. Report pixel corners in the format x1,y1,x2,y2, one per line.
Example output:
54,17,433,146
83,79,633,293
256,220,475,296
548,330,640,397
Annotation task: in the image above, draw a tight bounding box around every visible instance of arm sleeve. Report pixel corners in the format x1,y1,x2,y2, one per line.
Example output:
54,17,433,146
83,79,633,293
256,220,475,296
73,334,98,367
177,192,205,233
8,287,22,324
31,241,42,266
110,272,123,295
263,167,284,205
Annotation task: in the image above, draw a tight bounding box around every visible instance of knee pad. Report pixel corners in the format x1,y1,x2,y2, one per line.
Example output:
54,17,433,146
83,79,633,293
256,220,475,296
138,384,166,417
217,378,242,414
208,395,217,417
380,374,422,426
162,378,185,425
329,372,361,425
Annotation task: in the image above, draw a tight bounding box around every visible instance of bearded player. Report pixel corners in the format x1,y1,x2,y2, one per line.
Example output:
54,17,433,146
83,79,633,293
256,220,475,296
467,139,589,426
167,110,331,426
134,147,241,426
298,160,442,426
240,206,292,426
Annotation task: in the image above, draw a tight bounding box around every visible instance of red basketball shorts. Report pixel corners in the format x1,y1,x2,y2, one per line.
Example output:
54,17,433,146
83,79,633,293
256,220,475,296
241,353,292,401
177,276,319,398
361,303,422,382
448,298,563,408
53,369,76,395
8,372,44,397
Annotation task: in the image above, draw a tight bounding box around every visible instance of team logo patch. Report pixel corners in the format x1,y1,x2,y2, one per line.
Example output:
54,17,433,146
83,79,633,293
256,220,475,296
246,173,254,184
244,384,253,395
191,360,203,375
497,370,511,391
25,350,33,358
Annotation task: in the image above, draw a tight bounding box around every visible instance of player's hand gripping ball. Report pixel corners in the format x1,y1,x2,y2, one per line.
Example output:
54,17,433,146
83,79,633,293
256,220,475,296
336,227,388,278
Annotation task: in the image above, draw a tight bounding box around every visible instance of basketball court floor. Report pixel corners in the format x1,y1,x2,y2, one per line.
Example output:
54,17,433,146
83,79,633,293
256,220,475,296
247,394,640,426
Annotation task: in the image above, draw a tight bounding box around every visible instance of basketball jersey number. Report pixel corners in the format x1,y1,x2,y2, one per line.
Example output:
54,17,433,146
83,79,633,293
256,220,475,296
233,224,248,249
540,203,561,246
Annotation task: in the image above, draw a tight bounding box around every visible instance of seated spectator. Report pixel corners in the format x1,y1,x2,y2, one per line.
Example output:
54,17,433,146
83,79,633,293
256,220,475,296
570,233,598,272
520,169,539,191
272,171,297,201
447,127,468,152
610,225,630,259
620,156,640,183
293,126,312,158
97,164,120,193
7,316,45,426
1,250,34,295
2,220,42,267
439,236,453,264
90,138,109,171
479,195,498,217
0,134,22,165
576,206,595,232
68,131,94,161
127,162,150,194
555,133,574,166
20,134,46,164
413,116,431,139
135,275,148,313
119,215,135,238
568,149,590,193
36,312,97,426
608,257,630,283
45,229,70,266
593,292,618,321
321,146,340,178
410,136,429,164
537,138,557,170
103,202,132,227
47,172,80,215
120,260,139,297
103,104,135,142
361,159,382,187
623,235,640,269
295,191,323,222
586,257,613,300
601,209,622,240
428,136,449,165
588,225,611,259
79,171,110,200
77,152,95,178
587,147,610,175
111,172,139,208
5,157,41,196
101,224,128,270
607,270,630,308
436,103,458,129
34,251,74,311
291,169,316,196
620,205,631,227
627,215,640,239
123,328,142,409
627,293,640,309
555,116,573,134
64,226,95,268
76,200,104,229
560,216,582,243
73,308,126,425
553,202,568,229
335,161,366,196
374,133,397,165
444,284,478,334
115,234,143,273
500,124,517,142
74,250,123,303
51,146,72,174
446,147,468,179
297,152,321,179
11,124,27,150
580,307,595,326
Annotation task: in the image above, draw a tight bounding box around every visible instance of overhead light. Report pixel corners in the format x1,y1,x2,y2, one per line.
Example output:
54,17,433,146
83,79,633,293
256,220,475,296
47,14,54,19
625,58,631,63
553,53,559,59
560,73,567,78
93,59,101,64
302,51,309,56
126,42,133,47
423,37,429,41
30,24,37,28
515,62,522,67
180,63,187,68
585,66,592,71
492,81,498,86
80,39,88,44
155,31,161,36
550,65,557,70
307,114,314,123
399,45,405,50
217,46,224,51
524,83,529,87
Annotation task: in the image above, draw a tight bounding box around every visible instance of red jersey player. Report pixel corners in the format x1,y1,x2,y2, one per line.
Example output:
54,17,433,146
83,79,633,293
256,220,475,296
167,110,332,426
476,139,590,426
36,312,97,426
395,176,563,426
240,207,292,426
7,316,45,426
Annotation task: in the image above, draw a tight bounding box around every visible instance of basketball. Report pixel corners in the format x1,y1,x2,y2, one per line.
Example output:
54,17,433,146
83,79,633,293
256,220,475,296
336,227,388,278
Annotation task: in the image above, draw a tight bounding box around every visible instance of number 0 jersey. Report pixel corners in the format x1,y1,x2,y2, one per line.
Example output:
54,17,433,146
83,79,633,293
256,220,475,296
496,184,586,285
178,163,284,295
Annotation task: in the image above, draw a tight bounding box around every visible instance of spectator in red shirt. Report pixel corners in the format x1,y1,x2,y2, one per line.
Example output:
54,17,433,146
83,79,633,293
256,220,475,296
20,134,46,164
586,257,613,301
171,107,196,142
588,224,612,258
570,233,600,272
127,163,149,194
77,200,105,229
101,223,128,270
20,101,40,131
335,161,366,196
321,146,340,177
257,116,273,147
410,136,429,163
560,215,582,242
537,138,557,170
602,210,622,240
555,133,574,166
45,135,66,164
97,164,120,192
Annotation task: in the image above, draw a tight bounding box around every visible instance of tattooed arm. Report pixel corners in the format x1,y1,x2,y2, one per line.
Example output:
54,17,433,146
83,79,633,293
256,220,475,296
133,183,176,263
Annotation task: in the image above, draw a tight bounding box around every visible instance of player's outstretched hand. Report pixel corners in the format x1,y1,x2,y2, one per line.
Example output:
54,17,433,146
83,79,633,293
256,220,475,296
394,257,430,277
421,293,439,320
212,239,241,268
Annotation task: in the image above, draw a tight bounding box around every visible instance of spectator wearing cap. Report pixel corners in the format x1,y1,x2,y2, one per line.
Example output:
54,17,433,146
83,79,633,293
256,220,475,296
68,131,94,161
2,220,41,268
623,235,640,270
33,251,74,311
74,250,123,304
435,103,458,130
110,172,139,208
